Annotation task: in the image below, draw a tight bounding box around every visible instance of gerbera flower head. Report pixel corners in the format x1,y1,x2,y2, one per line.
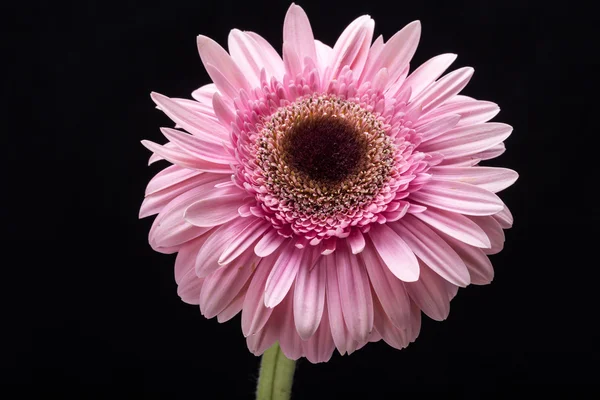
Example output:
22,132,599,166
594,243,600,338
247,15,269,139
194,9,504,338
141,3,517,363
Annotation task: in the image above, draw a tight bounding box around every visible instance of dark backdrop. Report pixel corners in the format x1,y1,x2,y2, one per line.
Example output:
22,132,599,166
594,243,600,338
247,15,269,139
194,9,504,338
3,0,598,397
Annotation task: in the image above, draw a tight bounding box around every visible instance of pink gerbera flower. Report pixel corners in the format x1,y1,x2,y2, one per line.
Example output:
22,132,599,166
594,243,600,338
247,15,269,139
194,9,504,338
140,3,517,363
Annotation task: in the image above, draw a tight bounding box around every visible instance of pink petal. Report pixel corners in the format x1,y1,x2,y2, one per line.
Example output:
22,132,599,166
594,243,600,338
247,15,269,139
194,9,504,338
264,244,305,308
177,268,204,305
191,83,219,104
160,128,234,164
283,4,317,66
422,100,500,128
301,305,336,363
246,318,280,356
150,92,229,143
469,216,505,255
227,29,263,88
335,243,374,342
282,42,302,79
212,92,235,127
326,15,374,84
174,232,212,284
361,35,384,81
141,140,232,173
145,165,203,196
184,190,247,228
219,219,271,265
294,250,326,340
325,254,354,355
362,241,411,329
394,215,471,287
410,179,504,216
402,53,457,101
241,251,279,337
493,204,514,229
195,217,254,277
244,31,285,79
404,261,452,320
254,228,287,257
476,143,506,160
149,182,228,250
372,296,410,350
217,285,247,323
314,40,333,75
362,21,421,86
347,229,366,254
199,251,258,318
406,67,474,120
431,166,518,193
413,207,491,248
419,122,512,159
367,223,420,282
278,287,304,360
140,172,212,218
440,232,494,285
196,35,251,99
415,114,461,142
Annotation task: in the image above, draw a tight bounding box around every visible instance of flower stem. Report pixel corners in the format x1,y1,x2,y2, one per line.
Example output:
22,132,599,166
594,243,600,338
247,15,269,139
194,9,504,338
256,342,296,400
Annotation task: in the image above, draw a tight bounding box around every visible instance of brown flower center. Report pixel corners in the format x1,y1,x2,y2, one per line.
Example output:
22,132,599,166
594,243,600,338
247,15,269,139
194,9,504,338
281,116,367,184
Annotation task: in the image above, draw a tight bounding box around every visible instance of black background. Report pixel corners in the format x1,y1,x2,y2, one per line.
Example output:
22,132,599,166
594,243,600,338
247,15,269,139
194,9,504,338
3,0,598,397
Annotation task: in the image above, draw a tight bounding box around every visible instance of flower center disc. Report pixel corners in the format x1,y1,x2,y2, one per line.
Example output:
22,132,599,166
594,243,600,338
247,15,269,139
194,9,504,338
282,116,367,184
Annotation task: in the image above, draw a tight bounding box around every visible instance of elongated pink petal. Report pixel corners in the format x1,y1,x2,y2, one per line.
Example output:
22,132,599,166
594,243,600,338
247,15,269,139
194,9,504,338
244,31,285,79
212,92,235,127
493,204,514,229
415,114,461,142
440,232,494,285
174,233,211,284
219,219,271,265
368,223,419,282
348,229,366,254
301,305,336,363
423,100,500,128
419,123,512,159
150,92,229,143
404,261,452,321
246,316,280,356
191,83,219,104
241,251,280,336
140,173,212,218
372,296,410,350
406,67,474,120
227,29,263,88
314,40,333,74
196,35,251,99
149,180,228,249
283,4,317,66
410,179,504,216
217,286,246,323
184,190,247,228
469,215,505,255
141,140,232,173
402,53,457,101
254,228,287,257
431,166,518,193
326,16,374,84
264,244,305,308
177,268,205,305
394,215,471,287
160,128,234,164
294,250,326,340
362,21,421,86
195,217,253,277
335,243,374,342
413,207,491,248
145,165,203,196
278,287,303,360
325,255,353,355
362,241,411,329
200,250,258,318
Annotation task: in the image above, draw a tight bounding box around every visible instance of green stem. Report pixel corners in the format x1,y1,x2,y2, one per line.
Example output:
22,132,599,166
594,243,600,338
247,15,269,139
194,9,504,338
256,342,296,400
